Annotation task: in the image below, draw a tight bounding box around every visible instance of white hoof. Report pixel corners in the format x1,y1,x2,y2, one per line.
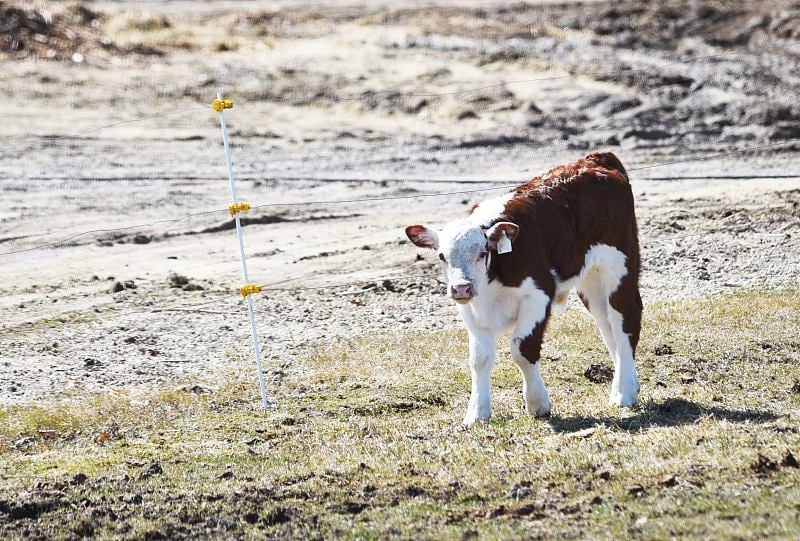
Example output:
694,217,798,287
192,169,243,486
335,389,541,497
609,392,637,407
610,375,639,407
525,396,551,418
463,405,492,426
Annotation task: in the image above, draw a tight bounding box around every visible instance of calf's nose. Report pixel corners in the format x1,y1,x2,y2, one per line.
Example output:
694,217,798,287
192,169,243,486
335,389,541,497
450,283,473,299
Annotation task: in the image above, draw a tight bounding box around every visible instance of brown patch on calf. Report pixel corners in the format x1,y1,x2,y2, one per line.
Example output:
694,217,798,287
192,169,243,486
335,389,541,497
519,304,551,364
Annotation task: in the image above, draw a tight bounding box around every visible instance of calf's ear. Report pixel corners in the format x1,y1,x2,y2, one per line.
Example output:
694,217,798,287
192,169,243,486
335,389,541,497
485,222,519,250
405,225,439,249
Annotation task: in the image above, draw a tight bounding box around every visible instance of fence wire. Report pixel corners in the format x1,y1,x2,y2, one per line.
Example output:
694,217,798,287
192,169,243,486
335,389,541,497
3,136,799,257
5,105,212,152
91,204,790,320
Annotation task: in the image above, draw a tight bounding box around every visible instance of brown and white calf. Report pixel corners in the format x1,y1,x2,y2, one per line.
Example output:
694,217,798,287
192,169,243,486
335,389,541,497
406,152,641,425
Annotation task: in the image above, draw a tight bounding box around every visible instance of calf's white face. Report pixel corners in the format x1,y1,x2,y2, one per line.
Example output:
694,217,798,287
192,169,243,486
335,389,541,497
405,220,519,304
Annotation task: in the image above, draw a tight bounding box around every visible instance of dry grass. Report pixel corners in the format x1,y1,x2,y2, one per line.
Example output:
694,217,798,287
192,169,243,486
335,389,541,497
103,12,237,52
1,288,799,539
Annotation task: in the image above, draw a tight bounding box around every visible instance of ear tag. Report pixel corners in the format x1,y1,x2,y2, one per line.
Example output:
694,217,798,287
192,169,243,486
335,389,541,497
497,231,512,254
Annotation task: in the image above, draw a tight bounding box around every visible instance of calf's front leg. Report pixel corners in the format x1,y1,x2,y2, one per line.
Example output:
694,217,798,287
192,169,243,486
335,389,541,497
463,328,496,426
510,291,552,417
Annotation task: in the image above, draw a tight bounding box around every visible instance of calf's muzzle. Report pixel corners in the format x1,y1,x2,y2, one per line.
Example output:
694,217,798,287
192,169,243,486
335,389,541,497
450,282,474,301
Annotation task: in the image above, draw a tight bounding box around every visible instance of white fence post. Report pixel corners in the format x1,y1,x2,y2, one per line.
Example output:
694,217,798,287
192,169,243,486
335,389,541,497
213,91,269,410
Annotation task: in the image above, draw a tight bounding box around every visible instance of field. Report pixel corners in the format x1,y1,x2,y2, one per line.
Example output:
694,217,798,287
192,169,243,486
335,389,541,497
1,0,800,539
2,289,800,539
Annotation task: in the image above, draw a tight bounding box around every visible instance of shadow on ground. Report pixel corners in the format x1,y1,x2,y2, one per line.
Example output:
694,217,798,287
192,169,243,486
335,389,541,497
548,397,779,433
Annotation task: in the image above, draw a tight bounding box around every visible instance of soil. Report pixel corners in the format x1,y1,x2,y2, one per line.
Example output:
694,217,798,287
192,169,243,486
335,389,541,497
1,0,799,406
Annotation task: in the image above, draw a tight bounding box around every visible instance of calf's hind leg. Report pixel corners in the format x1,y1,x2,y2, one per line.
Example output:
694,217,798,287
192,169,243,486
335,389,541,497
577,252,640,408
607,274,642,407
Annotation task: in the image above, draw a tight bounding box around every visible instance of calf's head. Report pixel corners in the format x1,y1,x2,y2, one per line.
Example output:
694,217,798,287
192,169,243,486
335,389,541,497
405,220,519,304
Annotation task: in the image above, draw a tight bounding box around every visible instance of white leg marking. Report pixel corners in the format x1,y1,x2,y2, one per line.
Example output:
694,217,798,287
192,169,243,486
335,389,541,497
578,272,618,362
511,352,551,417
575,244,638,407
463,327,496,426
509,287,551,417
607,307,639,407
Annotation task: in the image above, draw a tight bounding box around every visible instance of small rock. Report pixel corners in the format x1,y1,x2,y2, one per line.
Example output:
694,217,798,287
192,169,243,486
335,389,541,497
509,481,533,500
598,95,641,116
654,344,674,356
405,98,428,114
122,493,143,504
72,473,88,485
780,450,798,468
669,221,686,231
659,474,679,487
525,101,542,114
13,437,36,450
749,453,778,474
583,364,613,383
485,505,506,518
109,281,125,293
140,463,163,479
244,511,259,524
132,234,151,245
627,484,646,496
218,471,234,480
621,128,671,140
168,273,190,288
178,384,209,394
382,279,396,292
767,122,800,141
595,468,612,481
181,283,204,291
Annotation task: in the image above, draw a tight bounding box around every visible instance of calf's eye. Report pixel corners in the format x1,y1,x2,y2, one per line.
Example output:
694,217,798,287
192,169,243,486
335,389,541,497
438,253,446,262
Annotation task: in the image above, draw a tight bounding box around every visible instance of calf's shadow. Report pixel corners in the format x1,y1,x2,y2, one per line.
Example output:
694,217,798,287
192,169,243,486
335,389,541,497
546,397,780,434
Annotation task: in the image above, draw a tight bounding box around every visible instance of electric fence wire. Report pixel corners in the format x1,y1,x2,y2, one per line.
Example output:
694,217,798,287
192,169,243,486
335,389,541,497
3,136,799,257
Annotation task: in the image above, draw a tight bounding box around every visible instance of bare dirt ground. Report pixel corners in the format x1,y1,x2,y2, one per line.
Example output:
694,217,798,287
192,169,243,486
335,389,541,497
1,0,800,406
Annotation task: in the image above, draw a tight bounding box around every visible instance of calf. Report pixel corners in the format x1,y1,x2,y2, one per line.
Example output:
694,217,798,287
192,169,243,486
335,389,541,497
406,152,641,425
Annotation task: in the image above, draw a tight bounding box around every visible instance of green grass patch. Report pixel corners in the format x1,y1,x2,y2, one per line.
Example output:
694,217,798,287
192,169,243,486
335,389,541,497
1,288,799,539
